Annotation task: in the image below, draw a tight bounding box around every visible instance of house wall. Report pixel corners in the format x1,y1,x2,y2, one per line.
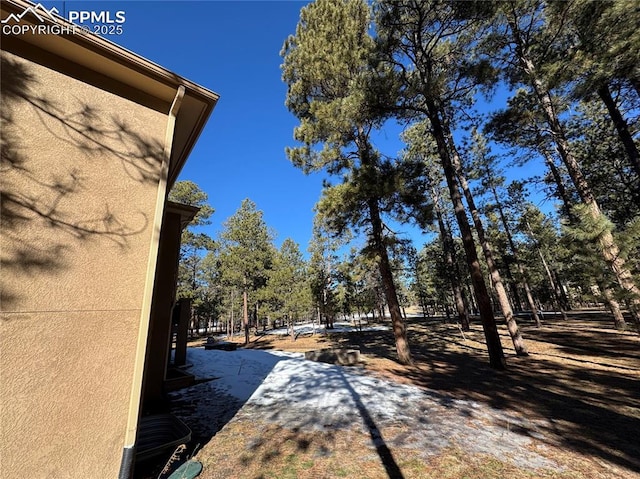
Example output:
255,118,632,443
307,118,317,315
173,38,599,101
140,208,183,407
1,50,169,478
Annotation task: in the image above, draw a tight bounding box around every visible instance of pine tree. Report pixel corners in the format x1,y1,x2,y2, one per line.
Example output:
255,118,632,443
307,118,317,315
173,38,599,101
218,199,274,344
265,238,311,340
566,100,640,226
168,181,216,333
375,0,507,368
307,224,340,330
469,130,542,327
401,121,470,329
448,127,529,354
485,0,640,321
282,0,432,364
518,204,572,315
547,0,640,177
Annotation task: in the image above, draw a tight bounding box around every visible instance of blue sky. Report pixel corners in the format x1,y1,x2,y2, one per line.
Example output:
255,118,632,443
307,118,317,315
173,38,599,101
38,0,550,254
40,0,335,251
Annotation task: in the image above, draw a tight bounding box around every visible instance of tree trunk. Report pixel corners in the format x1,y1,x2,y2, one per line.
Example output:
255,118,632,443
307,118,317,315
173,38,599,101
433,189,470,330
414,264,429,319
601,285,627,330
367,197,413,365
444,301,452,323
229,292,234,340
465,282,478,316
525,219,571,315
452,281,470,330
597,83,640,178
522,277,541,324
553,269,571,313
243,287,249,345
426,99,506,369
448,219,472,329
539,144,575,222
490,184,541,327
504,263,523,312
446,127,529,356
254,303,259,335
290,314,296,342
514,31,640,320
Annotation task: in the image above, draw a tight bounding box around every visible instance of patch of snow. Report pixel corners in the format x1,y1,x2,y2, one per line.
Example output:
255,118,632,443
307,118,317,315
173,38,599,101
171,347,557,471
262,320,390,336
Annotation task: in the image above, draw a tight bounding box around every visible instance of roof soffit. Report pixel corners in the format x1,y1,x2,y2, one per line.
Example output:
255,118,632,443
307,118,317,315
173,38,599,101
1,0,219,185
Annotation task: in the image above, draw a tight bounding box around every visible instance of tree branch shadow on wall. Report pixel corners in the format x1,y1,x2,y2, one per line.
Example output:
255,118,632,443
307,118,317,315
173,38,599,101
1,53,165,310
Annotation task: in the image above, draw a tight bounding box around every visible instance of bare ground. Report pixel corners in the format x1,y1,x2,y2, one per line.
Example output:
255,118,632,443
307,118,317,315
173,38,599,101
142,311,640,479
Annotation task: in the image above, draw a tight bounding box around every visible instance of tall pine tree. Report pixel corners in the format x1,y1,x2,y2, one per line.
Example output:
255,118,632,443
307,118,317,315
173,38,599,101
218,199,274,344
282,0,431,364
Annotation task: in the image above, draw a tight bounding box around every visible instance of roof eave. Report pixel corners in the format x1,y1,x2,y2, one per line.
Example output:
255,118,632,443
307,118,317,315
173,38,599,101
1,0,220,187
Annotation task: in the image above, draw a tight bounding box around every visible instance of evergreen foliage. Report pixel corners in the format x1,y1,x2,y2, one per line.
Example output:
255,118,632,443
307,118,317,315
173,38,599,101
172,0,639,346
218,199,275,343
168,181,216,330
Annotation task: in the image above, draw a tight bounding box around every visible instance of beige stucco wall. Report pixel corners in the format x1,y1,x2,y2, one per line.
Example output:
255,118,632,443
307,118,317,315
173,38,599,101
1,50,169,477
141,208,183,406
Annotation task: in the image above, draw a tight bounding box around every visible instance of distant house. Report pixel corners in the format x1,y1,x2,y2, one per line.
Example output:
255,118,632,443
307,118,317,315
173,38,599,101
0,1,219,477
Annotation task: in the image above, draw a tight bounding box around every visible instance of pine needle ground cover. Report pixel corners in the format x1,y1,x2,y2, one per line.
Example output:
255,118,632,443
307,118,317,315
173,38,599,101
141,312,639,479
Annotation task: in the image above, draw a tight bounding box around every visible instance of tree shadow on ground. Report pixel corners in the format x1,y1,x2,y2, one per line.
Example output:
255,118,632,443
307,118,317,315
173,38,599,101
186,337,569,478
337,368,405,479
328,314,640,474
141,314,639,477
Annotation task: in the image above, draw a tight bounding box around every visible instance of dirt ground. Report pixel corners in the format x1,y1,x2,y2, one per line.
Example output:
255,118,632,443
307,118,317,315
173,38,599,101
143,311,640,479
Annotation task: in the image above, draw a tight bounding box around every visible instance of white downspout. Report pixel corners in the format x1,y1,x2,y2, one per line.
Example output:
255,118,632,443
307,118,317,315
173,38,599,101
118,85,185,479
